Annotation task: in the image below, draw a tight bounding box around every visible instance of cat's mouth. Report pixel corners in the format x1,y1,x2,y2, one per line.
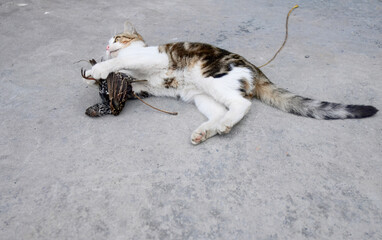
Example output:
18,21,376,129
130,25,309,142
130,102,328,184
108,48,120,54
106,48,121,59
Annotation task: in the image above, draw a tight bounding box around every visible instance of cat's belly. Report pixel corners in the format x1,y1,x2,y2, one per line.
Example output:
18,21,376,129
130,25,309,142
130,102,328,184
134,69,203,101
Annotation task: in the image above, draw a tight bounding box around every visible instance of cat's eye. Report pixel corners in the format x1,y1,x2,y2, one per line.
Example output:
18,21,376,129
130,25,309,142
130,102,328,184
114,36,121,43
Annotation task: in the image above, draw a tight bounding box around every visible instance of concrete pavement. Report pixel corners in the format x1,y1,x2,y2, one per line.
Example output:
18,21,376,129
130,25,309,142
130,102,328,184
1,0,381,239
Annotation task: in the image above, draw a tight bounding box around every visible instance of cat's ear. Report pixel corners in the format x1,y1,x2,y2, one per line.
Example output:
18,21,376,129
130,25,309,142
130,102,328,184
124,21,137,34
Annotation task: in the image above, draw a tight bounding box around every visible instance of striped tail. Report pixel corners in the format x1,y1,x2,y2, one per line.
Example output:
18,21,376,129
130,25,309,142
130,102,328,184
254,78,378,120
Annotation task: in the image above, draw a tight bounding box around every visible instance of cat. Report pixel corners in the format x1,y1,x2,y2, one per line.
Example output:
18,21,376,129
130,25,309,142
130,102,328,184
84,22,378,145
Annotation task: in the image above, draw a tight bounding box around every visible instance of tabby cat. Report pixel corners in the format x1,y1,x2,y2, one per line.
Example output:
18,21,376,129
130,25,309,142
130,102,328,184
84,22,378,144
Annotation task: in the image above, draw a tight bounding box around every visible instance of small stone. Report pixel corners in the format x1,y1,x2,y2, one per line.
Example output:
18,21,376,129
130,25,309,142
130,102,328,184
305,55,310,58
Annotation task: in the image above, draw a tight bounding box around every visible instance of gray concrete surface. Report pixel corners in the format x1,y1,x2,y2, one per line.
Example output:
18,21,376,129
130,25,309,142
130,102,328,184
1,0,381,239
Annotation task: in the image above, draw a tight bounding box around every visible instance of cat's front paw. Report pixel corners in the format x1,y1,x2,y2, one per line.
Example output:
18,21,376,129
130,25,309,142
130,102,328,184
85,63,111,79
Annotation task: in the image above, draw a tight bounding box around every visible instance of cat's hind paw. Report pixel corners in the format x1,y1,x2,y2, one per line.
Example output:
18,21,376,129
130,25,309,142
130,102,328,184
191,127,218,145
191,130,207,145
217,124,232,135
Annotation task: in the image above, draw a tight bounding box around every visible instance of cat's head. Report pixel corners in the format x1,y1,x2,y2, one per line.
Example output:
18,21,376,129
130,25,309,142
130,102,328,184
106,21,146,58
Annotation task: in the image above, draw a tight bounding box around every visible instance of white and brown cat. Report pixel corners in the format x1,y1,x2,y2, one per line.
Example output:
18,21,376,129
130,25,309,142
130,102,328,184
84,22,378,145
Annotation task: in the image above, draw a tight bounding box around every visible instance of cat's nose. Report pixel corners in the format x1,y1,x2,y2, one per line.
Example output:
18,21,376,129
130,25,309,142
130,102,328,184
106,45,110,50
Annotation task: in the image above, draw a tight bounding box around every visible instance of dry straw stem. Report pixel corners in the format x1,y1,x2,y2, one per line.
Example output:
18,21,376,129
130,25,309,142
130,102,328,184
259,5,299,68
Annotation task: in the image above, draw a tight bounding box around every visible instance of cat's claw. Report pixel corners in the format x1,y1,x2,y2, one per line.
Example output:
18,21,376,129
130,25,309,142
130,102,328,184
81,68,95,80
